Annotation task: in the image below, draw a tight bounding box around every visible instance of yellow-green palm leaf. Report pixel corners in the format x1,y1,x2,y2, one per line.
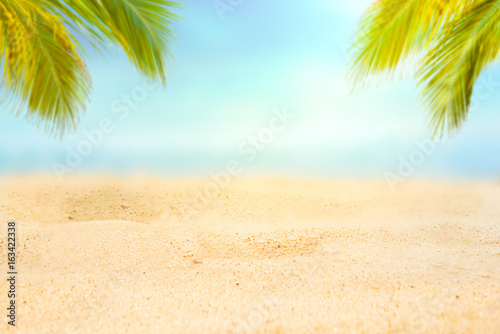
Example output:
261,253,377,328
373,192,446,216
349,0,500,136
419,0,500,135
0,0,181,136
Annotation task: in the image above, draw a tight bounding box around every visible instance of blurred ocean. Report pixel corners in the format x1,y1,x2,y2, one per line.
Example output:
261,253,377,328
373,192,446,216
0,0,499,180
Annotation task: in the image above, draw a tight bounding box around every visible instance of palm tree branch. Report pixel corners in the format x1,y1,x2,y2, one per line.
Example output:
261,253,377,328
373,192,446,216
418,0,500,136
0,0,90,135
46,0,182,83
1,0,182,136
349,0,463,90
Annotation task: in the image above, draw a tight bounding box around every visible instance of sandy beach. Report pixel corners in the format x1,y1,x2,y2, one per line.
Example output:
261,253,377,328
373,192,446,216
0,175,499,333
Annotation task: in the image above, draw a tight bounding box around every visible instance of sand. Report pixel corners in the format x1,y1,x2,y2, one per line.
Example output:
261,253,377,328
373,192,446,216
0,175,499,333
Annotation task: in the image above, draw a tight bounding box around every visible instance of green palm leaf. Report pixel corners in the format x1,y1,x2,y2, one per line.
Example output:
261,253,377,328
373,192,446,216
349,0,500,136
418,0,500,136
0,0,90,135
0,0,181,137
48,0,182,83
349,0,462,89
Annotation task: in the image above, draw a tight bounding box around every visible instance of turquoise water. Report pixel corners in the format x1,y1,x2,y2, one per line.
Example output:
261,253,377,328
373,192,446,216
0,0,499,179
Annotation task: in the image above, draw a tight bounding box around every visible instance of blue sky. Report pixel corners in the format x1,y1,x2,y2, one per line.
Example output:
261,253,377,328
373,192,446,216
0,0,499,180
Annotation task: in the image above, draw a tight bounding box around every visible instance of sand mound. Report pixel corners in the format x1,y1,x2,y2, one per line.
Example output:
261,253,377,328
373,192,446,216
0,176,499,333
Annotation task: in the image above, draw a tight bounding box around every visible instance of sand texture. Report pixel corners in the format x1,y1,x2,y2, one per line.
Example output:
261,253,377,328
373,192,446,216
0,175,499,333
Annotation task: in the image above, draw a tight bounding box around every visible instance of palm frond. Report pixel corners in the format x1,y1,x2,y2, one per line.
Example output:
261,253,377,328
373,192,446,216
418,0,500,136
348,0,463,90
0,0,182,136
0,0,90,136
48,0,182,84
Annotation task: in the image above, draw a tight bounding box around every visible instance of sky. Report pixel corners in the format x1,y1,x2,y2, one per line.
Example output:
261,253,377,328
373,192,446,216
0,0,499,181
